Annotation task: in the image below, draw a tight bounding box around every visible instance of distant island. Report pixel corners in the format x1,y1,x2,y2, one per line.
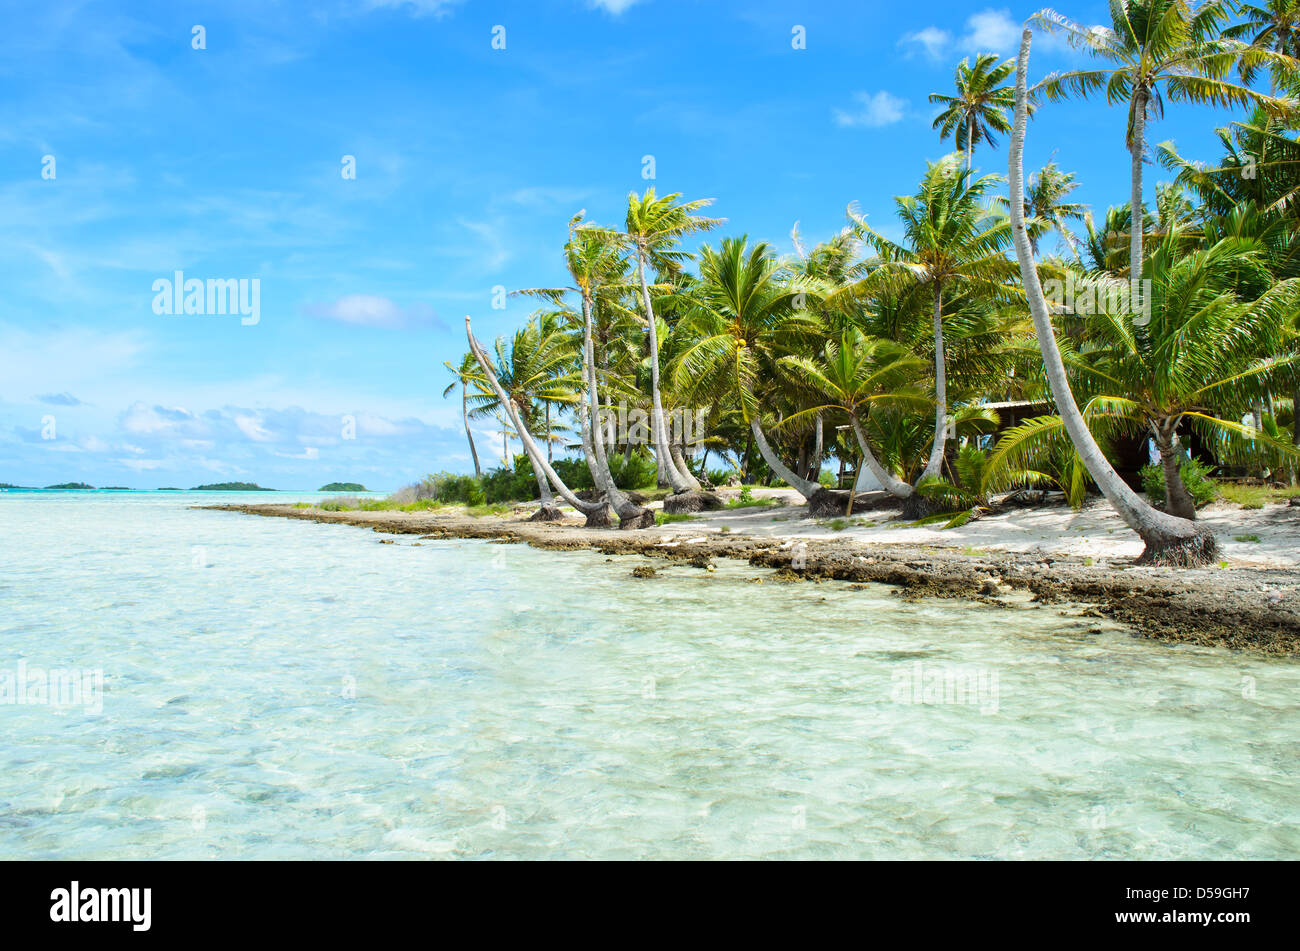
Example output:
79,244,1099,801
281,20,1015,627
191,482,275,491
101,486,133,491
319,482,368,492
157,487,181,491
44,482,95,490
0,483,29,489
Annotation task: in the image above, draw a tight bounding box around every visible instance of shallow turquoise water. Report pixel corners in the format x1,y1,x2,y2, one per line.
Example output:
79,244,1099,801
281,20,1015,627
0,492,1296,859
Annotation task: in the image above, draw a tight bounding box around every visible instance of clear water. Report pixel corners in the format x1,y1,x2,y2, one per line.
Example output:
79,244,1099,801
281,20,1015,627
0,492,1295,859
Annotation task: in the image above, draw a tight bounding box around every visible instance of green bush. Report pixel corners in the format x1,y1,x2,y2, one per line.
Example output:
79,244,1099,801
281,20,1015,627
608,449,658,490
1140,457,1218,508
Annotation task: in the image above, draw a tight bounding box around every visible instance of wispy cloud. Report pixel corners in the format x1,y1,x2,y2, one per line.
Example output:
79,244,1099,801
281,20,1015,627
302,295,444,330
36,392,86,407
833,91,907,128
588,0,643,14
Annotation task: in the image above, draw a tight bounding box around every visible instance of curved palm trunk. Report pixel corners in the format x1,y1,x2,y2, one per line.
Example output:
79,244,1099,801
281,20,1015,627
462,386,482,478
921,281,948,482
634,248,699,492
465,316,605,521
580,293,653,527
849,414,915,499
1010,29,1215,567
749,418,819,500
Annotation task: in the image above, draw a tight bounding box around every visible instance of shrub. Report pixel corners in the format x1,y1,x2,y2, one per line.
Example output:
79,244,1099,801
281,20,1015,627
608,449,658,490
1140,458,1218,508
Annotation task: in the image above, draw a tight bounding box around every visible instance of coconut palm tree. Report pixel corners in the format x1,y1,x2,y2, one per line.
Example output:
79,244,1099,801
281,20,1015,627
1224,0,1300,88
845,155,1020,508
669,237,824,500
1021,161,1089,258
514,216,655,527
465,312,583,518
624,188,723,492
778,328,929,501
443,351,485,478
464,315,609,525
1032,0,1296,289
1011,25,1217,565
930,53,1018,172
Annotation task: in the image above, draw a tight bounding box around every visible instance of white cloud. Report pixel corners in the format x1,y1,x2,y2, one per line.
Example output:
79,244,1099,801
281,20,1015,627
363,0,464,17
235,415,274,443
588,0,642,13
900,26,952,62
833,91,907,128
965,9,1019,52
900,9,1019,61
303,294,442,329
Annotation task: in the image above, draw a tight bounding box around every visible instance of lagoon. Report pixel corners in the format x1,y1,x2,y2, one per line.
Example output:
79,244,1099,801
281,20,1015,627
0,492,1295,859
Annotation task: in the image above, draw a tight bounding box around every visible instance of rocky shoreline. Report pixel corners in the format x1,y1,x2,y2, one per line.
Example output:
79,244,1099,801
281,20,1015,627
201,503,1300,656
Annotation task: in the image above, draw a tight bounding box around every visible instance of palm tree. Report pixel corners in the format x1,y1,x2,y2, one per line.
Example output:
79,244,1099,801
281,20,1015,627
443,352,485,478
778,329,929,501
1224,0,1300,88
846,155,1019,509
1040,236,1300,519
1010,25,1217,565
1033,0,1296,289
464,315,608,524
929,54,1017,172
513,215,656,527
670,237,823,500
1021,161,1089,258
466,312,582,517
624,188,723,492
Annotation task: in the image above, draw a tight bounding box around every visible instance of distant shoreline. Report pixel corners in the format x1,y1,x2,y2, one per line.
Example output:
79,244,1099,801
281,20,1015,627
203,501,1300,656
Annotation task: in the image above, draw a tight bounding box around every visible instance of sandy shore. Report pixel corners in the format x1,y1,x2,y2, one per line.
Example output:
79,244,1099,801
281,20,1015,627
201,492,1300,655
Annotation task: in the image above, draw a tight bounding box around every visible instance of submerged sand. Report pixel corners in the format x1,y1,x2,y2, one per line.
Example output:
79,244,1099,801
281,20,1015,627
202,491,1300,655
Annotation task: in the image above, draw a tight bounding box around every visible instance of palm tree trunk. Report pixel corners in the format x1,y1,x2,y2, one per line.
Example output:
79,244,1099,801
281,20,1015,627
462,386,482,478
1010,28,1215,567
965,131,973,173
579,293,652,527
465,316,605,520
749,418,819,500
1292,384,1299,484
811,412,824,482
849,414,915,499
545,402,553,464
921,281,948,481
1152,419,1197,521
1129,84,1147,295
634,249,697,491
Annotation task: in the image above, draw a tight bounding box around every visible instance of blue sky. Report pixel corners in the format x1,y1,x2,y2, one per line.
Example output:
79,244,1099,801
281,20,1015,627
0,0,1249,489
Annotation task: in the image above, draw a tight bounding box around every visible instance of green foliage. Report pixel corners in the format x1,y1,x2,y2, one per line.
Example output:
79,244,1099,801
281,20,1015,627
318,482,368,492
656,512,696,524
1140,458,1219,508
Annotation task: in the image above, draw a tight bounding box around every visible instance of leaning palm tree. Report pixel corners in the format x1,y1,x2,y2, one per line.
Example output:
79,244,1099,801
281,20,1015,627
464,315,609,525
514,215,655,527
846,155,1020,509
778,329,929,502
1011,25,1217,565
466,313,582,518
1033,0,1296,288
442,352,484,478
670,237,823,501
929,53,1017,172
624,188,723,492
